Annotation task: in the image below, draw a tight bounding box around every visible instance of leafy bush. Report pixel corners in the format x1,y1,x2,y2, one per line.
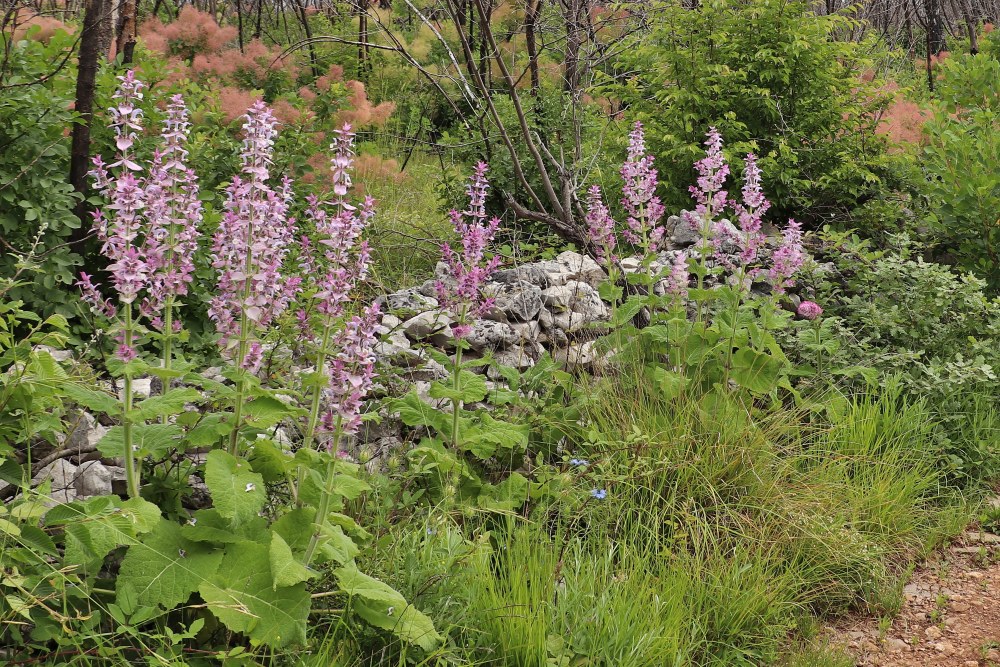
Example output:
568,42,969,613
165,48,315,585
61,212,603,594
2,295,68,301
920,29,1000,288
607,0,903,225
0,28,83,324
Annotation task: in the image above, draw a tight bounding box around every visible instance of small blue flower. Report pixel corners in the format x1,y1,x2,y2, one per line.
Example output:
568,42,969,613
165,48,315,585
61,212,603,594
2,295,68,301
590,489,607,500
569,458,589,467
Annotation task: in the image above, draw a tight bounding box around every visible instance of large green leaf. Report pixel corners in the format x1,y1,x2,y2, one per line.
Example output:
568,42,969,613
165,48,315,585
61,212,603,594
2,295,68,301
129,388,202,421
429,371,488,404
62,383,120,416
462,413,529,459
269,533,315,588
337,564,442,652
97,424,183,459
199,540,310,647
204,450,266,527
53,497,159,572
117,519,224,611
389,391,451,435
242,396,300,429
731,347,785,394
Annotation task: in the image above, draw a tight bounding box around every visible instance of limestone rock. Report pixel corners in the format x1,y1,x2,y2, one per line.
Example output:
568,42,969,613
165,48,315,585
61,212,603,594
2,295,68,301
376,290,439,318
74,460,113,497
402,310,451,340
482,280,543,322
31,459,78,504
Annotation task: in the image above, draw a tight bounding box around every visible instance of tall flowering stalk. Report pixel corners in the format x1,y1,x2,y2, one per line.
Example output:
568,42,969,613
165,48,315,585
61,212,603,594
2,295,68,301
208,101,297,455
620,122,667,258
435,162,501,449
294,126,380,563
769,219,805,295
302,304,380,566
585,185,617,267
683,127,730,323
297,125,376,457
140,95,202,386
81,70,148,499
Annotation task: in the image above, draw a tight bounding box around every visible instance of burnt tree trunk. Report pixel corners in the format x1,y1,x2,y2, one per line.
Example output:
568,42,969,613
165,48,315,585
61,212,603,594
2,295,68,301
525,0,540,94
116,0,138,63
69,0,108,262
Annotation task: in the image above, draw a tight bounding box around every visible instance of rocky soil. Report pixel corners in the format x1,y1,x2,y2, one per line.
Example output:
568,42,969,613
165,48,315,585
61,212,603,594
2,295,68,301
832,512,1000,667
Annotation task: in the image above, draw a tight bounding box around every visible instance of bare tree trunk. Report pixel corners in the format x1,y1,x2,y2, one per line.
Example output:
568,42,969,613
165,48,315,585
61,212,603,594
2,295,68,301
69,0,108,261
235,0,244,51
926,0,947,54
357,0,369,78
957,0,980,52
116,0,137,63
525,0,540,94
562,0,586,96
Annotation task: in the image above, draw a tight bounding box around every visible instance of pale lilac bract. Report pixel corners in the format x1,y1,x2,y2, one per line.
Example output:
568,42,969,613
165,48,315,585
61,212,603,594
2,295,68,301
140,95,202,326
621,122,666,252
584,185,617,263
208,101,297,362
435,162,501,339
322,303,381,437
769,219,806,294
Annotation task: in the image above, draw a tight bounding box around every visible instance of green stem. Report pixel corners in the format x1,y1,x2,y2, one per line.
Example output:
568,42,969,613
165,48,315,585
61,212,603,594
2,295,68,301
122,302,140,499
227,219,256,456
294,321,334,505
303,423,341,567
451,343,464,450
722,269,746,389
814,320,823,377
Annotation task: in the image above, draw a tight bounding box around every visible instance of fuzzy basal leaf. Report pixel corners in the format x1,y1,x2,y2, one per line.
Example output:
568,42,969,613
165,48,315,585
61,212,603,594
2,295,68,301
199,540,310,647
117,519,223,611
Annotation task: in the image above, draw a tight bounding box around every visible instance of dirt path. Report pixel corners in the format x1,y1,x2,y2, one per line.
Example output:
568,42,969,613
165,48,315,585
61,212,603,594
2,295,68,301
832,528,1000,667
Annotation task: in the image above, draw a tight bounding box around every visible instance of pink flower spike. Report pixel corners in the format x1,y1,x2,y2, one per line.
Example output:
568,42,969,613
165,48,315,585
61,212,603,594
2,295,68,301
620,122,666,252
769,219,805,294
436,163,502,330
585,185,617,264
684,127,730,242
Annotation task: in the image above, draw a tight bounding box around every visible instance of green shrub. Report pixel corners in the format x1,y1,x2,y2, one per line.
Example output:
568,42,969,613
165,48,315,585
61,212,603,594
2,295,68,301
0,30,83,324
607,0,904,224
920,31,1000,288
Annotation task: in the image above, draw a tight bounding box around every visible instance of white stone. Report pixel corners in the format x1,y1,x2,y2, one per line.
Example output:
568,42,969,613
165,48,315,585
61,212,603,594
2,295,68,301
74,460,113,496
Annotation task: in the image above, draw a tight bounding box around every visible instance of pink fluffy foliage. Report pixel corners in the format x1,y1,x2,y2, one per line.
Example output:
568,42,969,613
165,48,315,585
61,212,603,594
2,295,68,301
10,10,73,42
139,6,238,59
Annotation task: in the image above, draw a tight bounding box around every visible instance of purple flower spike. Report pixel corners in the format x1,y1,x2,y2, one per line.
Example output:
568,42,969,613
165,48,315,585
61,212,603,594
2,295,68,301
304,125,374,321
80,71,150,317
140,94,202,326
733,153,769,270
585,185,617,264
683,127,730,242
435,162,502,337
621,122,666,252
209,101,297,355
769,219,805,294
323,303,381,438
665,251,689,298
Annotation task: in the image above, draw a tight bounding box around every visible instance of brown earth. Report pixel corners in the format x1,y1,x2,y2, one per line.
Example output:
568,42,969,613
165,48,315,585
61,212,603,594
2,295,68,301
831,529,1000,667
